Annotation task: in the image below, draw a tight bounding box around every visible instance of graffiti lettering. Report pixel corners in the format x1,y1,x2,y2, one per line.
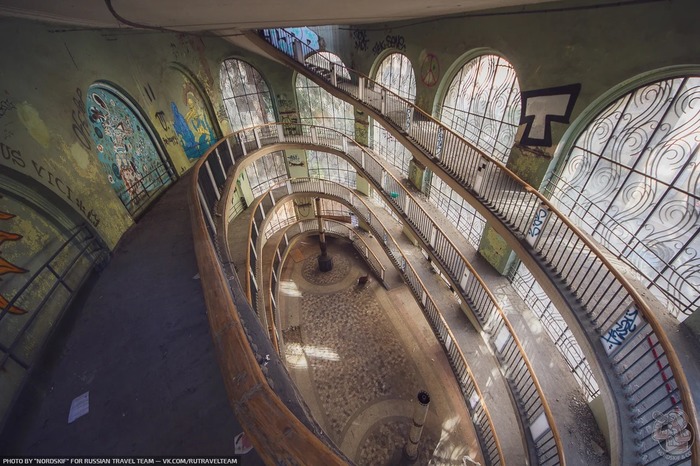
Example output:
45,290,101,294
30,160,100,227
527,207,548,238
155,111,169,131
351,29,369,51
0,141,26,168
385,34,406,51
215,104,228,122
71,87,92,151
144,83,156,102
372,34,406,55
371,41,385,56
601,307,641,354
162,135,179,146
0,98,15,120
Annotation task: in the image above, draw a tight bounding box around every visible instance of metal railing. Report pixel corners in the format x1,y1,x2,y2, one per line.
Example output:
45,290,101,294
251,29,699,465
202,122,566,464
263,218,386,347
0,224,107,429
240,178,502,466
543,171,698,320
115,163,173,217
189,130,351,465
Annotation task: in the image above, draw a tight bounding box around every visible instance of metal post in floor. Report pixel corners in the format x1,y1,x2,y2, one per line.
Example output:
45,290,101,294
405,390,431,462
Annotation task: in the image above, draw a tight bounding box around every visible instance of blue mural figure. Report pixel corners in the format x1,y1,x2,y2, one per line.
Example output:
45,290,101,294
287,27,320,49
171,91,215,160
171,102,196,157
87,86,171,214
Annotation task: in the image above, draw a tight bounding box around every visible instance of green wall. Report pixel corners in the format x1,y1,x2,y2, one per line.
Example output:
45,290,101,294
346,0,699,155
0,18,297,251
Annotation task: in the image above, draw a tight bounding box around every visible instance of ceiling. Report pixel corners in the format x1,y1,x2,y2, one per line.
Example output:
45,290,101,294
0,0,564,31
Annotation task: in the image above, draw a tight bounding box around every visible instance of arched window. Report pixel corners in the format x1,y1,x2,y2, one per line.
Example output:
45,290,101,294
244,151,288,198
440,54,521,163
549,76,700,320
220,59,275,132
296,52,355,137
307,151,356,189
86,83,173,217
372,53,415,176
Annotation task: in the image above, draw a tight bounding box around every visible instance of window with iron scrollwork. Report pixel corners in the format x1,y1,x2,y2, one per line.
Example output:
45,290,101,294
371,53,416,177
296,52,355,138
547,76,700,320
219,59,276,132
244,151,288,198
440,54,521,163
306,151,357,189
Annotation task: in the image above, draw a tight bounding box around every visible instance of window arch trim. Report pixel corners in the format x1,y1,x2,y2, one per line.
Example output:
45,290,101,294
432,47,516,118
550,64,700,176
219,57,279,132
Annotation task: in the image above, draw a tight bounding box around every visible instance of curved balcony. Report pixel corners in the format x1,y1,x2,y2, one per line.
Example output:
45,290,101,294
192,123,603,464
244,30,700,465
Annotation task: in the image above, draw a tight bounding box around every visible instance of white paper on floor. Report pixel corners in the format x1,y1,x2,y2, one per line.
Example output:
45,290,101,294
234,432,254,454
68,391,90,423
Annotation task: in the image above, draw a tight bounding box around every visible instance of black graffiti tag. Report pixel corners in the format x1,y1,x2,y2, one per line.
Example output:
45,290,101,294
71,88,92,151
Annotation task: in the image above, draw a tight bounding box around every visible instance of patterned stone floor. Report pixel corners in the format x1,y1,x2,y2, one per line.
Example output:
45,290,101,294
279,238,479,465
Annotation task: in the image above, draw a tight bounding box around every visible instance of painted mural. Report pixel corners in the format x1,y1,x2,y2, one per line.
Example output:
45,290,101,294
287,27,320,49
0,198,28,315
86,85,171,214
170,81,215,160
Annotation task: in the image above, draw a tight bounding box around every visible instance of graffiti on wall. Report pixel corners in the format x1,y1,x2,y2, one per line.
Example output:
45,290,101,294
420,53,439,88
351,29,369,51
372,34,407,55
519,83,581,147
72,88,92,152
0,197,28,314
287,27,320,49
1,142,101,227
601,306,643,355
170,81,215,160
0,98,15,120
87,86,169,211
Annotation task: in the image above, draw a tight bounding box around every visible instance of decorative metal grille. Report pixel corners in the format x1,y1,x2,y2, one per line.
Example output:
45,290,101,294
428,175,485,250
372,53,416,177
306,151,357,189
548,76,700,320
440,54,521,163
244,151,288,198
220,59,276,132
296,53,355,137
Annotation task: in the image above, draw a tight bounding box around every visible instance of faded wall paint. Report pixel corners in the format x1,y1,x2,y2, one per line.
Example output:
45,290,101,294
348,0,700,156
0,18,292,249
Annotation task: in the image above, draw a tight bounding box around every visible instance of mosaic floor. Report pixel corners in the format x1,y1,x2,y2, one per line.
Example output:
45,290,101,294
278,238,479,465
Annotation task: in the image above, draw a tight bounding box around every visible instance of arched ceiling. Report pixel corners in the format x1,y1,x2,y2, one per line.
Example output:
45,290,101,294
0,0,567,31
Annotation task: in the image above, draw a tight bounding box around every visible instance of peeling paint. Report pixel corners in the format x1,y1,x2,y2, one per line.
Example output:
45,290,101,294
17,102,51,149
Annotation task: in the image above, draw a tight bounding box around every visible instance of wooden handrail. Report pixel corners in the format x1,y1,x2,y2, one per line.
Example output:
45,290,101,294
246,33,700,460
188,149,349,465
211,123,568,462
269,220,503,464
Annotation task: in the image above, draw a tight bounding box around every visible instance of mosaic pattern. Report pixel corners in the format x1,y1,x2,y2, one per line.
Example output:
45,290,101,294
301,253,351,286
299,283,415,437
358,419,436,466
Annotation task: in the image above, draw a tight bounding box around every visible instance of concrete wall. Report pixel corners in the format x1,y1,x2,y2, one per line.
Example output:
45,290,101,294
0,18,297,251
345,0,699,157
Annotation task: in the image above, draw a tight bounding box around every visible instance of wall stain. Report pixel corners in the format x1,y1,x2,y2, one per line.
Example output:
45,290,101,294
17,102,51,149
